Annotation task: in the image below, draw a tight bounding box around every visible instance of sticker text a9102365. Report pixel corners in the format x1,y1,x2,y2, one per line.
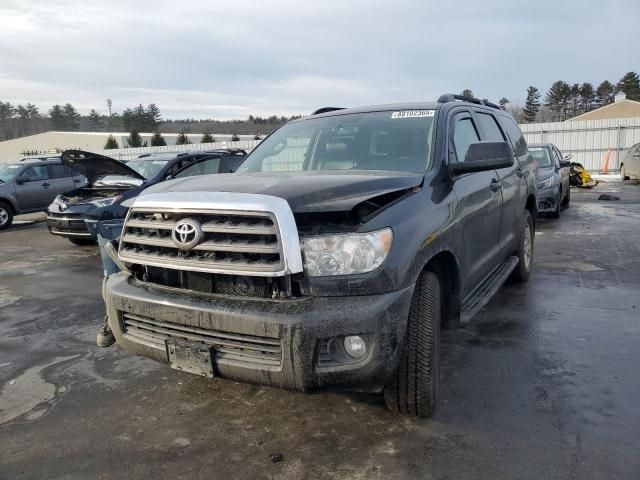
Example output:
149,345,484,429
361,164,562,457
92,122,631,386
391,110,435,119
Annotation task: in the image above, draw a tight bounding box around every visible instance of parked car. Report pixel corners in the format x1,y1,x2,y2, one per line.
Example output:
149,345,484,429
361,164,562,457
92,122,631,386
46,149,247,245
528,143,570,218
103,94,537,417
620,143,640,180
0,157,86,230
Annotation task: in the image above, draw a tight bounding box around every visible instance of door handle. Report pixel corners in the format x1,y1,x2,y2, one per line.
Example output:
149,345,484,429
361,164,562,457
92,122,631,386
490,178,502,192
42,182,51,187
516,168,524,178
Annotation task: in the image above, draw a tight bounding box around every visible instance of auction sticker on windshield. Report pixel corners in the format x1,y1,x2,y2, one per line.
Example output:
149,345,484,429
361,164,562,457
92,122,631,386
391,110,435,119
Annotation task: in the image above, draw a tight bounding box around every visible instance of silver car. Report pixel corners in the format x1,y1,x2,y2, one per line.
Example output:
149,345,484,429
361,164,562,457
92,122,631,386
0,158,86,229
620,143,640,181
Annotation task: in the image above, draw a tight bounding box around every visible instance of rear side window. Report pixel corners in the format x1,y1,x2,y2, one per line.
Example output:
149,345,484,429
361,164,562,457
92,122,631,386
174,157,221,178
500,116,528,156
48,164,73,179
451,115,480,163
476,113,506,142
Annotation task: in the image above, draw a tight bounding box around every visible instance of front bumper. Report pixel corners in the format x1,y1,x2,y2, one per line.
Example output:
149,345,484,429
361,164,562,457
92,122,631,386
536,186,558,213
46,212,95,238
105,272,414,392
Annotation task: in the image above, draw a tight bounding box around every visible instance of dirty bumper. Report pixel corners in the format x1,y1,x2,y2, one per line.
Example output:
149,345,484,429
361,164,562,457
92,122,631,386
537,186,559,213
105,272,413,392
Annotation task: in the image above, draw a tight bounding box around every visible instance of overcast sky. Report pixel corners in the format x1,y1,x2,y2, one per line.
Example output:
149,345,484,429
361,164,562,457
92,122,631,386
1,0,638,120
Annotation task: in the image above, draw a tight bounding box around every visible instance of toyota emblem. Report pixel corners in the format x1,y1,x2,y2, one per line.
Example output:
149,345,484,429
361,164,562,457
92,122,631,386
171,218,203,250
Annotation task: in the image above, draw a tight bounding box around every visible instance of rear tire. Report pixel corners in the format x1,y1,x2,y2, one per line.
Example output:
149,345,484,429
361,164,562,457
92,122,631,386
384,271,441,418
69,238,97,246
510,209,534,283
0,202,13,230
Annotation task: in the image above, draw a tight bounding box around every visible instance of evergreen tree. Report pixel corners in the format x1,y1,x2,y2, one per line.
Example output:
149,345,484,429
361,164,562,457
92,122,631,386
48,104,66,130
253,134,261,140
88,109,103,130
146,104,162,130
522,87,541,123
498,97,509,109
231,133,240,142
569,83,581,117
579,82,596,113
127,129,143,147
175,129,191,145
544,81,571,120
595,81,616,106
62,103,80,130
0,101,16,121
616,71,640,101
201,132,215,143
150,131,167,146
460,89,474,98
104,135,119,149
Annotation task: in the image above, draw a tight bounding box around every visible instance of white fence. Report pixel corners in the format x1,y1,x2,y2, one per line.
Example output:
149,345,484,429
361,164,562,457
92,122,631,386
93,139,262,161
520,117,640,172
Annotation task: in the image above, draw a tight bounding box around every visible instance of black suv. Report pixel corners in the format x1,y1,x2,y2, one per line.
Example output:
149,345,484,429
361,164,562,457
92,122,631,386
46,149,246,244
104,95,537,416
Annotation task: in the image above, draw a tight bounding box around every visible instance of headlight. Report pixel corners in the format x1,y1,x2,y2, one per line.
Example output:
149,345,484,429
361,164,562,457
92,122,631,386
537,177,554,189
90,195,121,208
301,228,393,277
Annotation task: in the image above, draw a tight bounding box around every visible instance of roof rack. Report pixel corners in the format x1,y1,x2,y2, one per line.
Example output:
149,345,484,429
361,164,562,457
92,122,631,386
311,107,346,115
437,94,501,110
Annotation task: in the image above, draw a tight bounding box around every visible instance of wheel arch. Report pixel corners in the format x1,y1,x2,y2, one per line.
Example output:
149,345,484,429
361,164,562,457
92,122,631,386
525,193,537,228
423,250,461,327
0,196,16,214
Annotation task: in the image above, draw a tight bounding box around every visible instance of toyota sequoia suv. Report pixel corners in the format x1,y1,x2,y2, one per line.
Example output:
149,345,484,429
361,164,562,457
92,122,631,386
104,94,537,417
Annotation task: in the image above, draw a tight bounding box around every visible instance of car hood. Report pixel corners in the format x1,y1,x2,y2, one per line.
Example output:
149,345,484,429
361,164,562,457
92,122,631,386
537,167,556,181
139,171,424,212
62,150,146,183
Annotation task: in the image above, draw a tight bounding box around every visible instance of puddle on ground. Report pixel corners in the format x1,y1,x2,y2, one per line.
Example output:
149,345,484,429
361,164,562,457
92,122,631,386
0,355,79,424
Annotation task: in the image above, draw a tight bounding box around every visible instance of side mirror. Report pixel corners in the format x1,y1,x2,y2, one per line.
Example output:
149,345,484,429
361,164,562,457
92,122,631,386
559,160,571,168
451,141,514,175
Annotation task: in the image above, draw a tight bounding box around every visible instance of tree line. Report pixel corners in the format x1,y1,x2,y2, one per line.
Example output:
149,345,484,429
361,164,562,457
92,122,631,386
502,71,639,123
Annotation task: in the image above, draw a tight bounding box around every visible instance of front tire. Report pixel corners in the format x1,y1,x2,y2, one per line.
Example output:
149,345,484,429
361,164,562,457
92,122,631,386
510,209,534,283
621,164,629,181
561,185,570,207
550,190,561,218
0,202,13,230
384,271,441,417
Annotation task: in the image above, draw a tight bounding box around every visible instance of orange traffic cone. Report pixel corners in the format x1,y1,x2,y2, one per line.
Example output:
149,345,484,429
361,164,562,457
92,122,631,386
602,147,611,174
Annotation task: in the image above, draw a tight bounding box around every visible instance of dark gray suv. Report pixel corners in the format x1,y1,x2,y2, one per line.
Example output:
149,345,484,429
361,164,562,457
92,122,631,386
0,157,85,229
104,94,538,417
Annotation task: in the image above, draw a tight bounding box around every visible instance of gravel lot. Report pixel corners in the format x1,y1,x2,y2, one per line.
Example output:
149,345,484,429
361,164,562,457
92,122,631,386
1,180,639,480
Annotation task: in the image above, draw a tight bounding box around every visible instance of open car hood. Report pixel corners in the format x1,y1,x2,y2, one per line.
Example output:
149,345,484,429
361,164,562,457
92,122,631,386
62,150,146,183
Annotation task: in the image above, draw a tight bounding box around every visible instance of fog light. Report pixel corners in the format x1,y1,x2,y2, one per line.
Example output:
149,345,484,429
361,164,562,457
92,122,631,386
343,335,366,359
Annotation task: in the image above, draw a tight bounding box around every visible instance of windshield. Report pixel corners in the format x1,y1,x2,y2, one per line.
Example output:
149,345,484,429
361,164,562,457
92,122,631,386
237,110,435,174
529,147,553,168
126,159,169,179
0,164,23,183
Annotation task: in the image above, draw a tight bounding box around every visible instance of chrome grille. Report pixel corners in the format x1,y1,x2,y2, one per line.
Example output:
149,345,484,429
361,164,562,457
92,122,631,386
119,208,284,275
120,312,282,369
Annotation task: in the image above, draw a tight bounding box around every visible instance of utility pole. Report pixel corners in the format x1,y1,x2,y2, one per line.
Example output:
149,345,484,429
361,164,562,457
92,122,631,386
107,99,112,117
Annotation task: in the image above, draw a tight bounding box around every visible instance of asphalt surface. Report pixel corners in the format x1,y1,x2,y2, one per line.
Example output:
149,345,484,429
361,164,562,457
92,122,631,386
1,180,639,480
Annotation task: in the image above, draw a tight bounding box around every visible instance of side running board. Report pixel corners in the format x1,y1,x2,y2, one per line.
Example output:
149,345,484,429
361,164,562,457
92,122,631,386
460,256,519,324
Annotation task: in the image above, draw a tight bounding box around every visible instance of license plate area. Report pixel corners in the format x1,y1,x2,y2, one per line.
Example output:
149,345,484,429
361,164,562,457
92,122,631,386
166,340,214,378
